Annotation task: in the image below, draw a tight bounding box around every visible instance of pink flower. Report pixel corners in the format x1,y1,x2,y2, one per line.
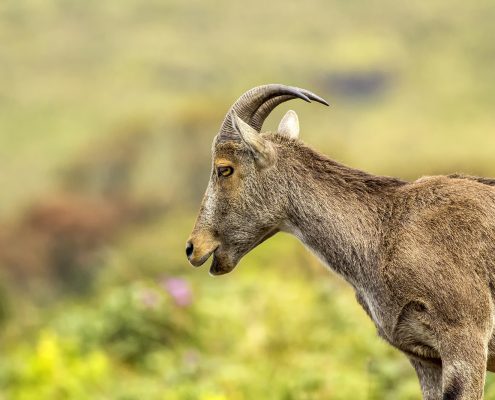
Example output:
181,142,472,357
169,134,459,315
162,277,192,307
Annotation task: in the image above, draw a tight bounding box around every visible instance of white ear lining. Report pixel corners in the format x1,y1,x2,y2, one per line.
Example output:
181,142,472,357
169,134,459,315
277,110,300,139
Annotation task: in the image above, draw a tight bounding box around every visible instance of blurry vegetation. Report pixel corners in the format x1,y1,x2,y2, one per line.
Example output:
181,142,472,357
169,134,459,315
1,0,495,398
0,126,167,297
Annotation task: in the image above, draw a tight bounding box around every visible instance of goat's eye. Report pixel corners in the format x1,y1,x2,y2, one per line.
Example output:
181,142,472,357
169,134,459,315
217,166,234,177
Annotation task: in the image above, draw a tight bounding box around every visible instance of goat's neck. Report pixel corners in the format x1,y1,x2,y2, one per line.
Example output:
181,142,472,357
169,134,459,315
282,149,401,286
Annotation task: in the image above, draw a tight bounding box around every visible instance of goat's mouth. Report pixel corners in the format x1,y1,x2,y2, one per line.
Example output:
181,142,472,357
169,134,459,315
209,253,233,276
209,228,279,276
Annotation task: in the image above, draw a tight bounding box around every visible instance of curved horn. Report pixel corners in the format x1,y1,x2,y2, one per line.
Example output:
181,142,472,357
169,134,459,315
218,84,329,138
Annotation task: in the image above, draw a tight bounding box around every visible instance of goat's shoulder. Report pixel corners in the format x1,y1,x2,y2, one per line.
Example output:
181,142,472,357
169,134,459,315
379,175,495,326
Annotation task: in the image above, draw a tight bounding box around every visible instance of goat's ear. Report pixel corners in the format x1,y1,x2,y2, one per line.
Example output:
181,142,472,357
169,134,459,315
277,110,299,139
231,111,275,169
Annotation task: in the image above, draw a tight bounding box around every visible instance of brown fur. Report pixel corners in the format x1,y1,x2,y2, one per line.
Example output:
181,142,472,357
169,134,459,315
188,97,495,399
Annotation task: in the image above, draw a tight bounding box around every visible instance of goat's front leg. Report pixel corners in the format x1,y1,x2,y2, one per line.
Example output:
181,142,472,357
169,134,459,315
439,330,488,400
409,358,442,400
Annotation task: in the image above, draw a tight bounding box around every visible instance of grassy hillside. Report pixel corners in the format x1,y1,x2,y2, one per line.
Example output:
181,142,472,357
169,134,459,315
1,0,495,398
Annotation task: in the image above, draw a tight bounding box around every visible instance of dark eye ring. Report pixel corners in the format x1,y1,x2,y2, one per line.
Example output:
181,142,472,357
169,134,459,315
217,165,234,177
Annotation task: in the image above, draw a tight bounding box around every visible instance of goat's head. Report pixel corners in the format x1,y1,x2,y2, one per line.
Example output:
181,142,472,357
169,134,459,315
186,84,328,275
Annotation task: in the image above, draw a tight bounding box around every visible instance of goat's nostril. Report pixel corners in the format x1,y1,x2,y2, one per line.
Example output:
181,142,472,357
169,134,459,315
185,241,194,258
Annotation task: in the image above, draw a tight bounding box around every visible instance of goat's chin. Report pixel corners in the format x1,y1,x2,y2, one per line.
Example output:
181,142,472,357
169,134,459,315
208,230,279,276
209,252,238,276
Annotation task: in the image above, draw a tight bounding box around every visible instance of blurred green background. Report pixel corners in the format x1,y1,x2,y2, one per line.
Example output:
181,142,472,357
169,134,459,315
1,0,495,399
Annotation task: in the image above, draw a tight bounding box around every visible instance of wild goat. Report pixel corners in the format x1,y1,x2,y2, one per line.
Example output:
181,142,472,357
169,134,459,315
186,84,495,399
